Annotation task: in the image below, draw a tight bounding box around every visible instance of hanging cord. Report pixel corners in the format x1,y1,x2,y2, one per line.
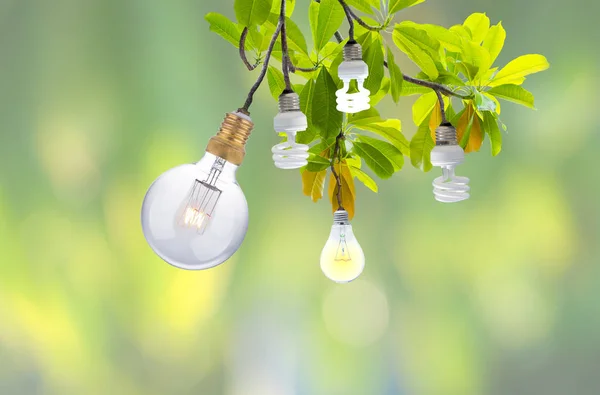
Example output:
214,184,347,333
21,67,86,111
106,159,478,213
330,131,345,210
240,18,283,112
280,0,293,91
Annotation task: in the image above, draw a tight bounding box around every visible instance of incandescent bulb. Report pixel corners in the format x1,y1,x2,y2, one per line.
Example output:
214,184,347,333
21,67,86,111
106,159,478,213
272,92,309,169
141,112,253,270
430,123,470,203
320,210,365,283
336,41,370,114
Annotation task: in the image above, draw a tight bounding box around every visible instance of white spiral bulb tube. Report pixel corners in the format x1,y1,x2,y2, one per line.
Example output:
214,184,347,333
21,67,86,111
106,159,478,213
336,41,370,114
430,123,471,203
272,92,309,170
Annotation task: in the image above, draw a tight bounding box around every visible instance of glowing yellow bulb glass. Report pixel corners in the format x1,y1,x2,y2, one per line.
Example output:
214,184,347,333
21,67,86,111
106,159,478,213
320,211,365,283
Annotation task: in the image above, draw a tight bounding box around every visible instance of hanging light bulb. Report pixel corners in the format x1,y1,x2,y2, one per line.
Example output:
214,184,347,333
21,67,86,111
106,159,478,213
272,91,309,169
430,123,470,203
336,41,370,114
320,210,365,283
141,111,253,270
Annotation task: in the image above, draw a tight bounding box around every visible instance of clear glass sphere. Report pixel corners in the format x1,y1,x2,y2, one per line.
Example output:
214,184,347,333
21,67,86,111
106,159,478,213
141,153,248,270
320,223,365,283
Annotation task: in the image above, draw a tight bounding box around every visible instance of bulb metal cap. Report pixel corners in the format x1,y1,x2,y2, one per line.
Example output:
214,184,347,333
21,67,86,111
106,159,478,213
343,42,363,61
435,123,458,146
333,210,350,225
278,92,301,113
206,112,254,165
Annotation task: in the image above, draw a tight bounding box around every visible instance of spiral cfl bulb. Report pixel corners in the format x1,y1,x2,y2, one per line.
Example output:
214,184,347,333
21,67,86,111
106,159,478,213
336,41,370,114
272,92,310,169
141,111,253,270
430,123,470,203
320,210,365,283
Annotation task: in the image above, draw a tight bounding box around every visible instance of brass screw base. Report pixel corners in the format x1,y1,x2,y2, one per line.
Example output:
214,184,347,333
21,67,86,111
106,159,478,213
206,112,254,165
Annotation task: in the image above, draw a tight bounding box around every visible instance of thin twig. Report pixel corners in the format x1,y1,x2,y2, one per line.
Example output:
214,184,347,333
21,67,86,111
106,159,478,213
279,0,293,91
240,20,283,112
239,28,260,71
289,64,320,73
330,131,344,210
402,74,470,99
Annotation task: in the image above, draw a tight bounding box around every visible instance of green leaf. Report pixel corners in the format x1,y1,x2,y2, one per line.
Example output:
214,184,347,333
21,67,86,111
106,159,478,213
370,77,390,106
487,84,535,109
297,80,318,144
363,39,385,94
349,110,409,156
482,111,502,156
398,81,431,96
463,13,490,44
205,13,243,48
264,14,308,54
349,165,379,192
345,0,378,14
489,54,550,87
436,71,466,86
270,0,295,16
402,22,463,52
474,90,497,112
309,2,319,44
312,68,343,141
483,22,506,65
461,41,491,80
315,0,345,52
412,91,438,126
389,0,425,14
306,153,331,172
393,25,439,79
357,135,404,171
352,142,395,179
410,117,435,172
386,47,404,103
235,0,273,27
267,66,285,99
395,23,441,60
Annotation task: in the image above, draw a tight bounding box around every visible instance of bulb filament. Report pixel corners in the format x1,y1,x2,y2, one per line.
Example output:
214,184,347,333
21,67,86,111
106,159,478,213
178,158,225,233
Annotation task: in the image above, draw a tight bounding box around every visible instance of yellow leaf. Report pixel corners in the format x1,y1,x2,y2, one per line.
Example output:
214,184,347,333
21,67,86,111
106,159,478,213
328,161,356,219
489,54,549,87
302,169,327,202
483,22,506,65
429,100,442,142
457,104,484,153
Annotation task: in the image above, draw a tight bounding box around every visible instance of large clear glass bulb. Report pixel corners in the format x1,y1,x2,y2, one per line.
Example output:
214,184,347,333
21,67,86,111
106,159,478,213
320,210,365,283
141,112,253,270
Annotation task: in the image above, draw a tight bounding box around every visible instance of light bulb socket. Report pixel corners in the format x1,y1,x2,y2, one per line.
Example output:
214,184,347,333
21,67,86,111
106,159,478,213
278,92,301,113
343,42,363,61
206,112,253,166
333,210,350,225
435,123,458,146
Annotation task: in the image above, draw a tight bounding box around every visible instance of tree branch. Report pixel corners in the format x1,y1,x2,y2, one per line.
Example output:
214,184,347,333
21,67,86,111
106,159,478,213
239,28,260,71
240,20,283,112
402,73,470,99
330,131,344,210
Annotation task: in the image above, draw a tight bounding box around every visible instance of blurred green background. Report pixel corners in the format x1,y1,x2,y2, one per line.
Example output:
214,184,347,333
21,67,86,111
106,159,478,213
1,0,599,394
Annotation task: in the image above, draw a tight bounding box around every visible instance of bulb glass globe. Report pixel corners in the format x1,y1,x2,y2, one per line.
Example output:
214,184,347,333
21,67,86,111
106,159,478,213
141,152,249,270
320,211,365,283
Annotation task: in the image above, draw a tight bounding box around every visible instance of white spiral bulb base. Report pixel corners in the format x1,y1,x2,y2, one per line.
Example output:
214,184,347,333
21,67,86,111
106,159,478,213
272,92,309,170
430,124,470,203
336,42,370,114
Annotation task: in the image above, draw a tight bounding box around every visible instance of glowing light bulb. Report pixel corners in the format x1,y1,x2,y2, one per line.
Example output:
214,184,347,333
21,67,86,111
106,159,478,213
141,112,253,270
320,210,365,283
336,41,370,114
430,123,470,203
272,92,309,169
